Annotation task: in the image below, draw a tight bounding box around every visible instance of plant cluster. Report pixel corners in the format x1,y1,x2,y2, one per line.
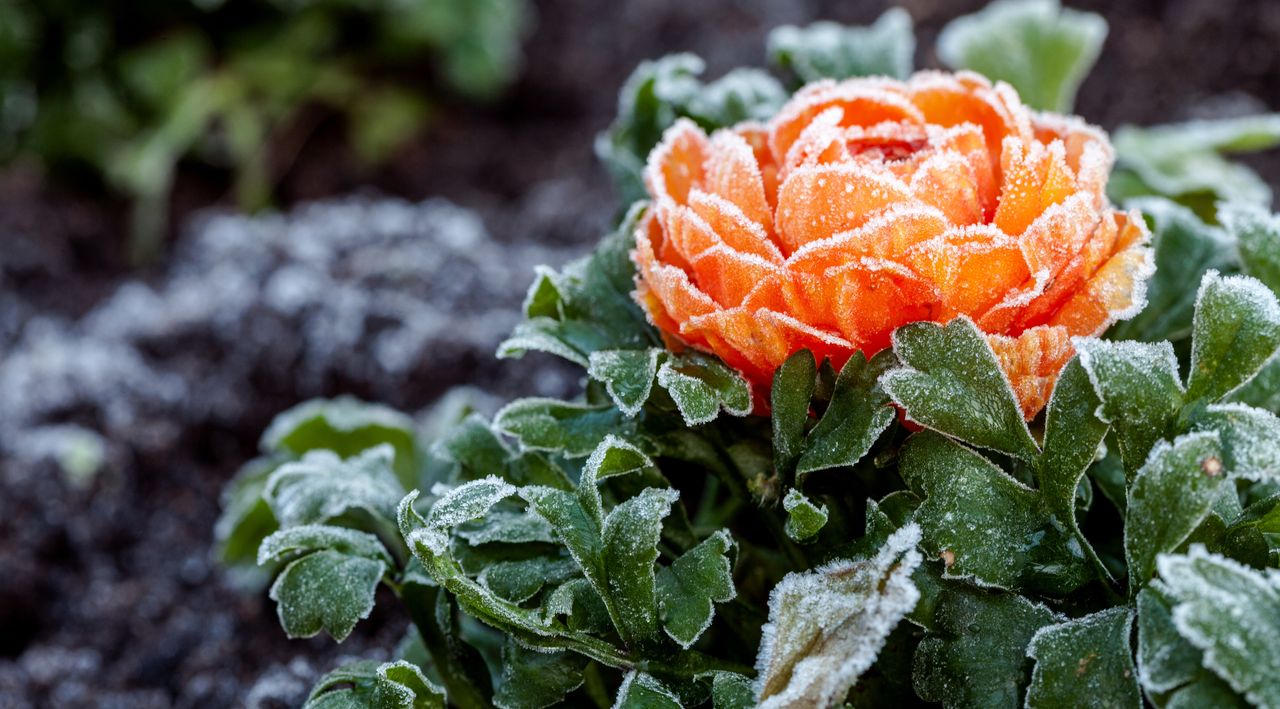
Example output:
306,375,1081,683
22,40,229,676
0,0,525,258
217,1,1280,706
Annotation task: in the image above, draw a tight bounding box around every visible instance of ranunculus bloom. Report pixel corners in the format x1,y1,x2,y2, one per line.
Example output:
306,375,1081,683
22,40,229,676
633,71,1153,418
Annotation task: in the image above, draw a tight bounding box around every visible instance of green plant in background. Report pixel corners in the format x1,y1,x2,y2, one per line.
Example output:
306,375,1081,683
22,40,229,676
0,0,526,262
218,3,1280,707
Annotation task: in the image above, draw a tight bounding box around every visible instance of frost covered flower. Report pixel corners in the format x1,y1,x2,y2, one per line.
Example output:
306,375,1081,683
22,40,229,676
633,71,1153,418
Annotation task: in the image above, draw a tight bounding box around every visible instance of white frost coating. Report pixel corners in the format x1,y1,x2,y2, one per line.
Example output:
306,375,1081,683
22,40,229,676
1157,545,1280,709
754,523,923,708
655,358,753,426
426,475,517,529
1193,402,1280,481
612,671,681,709
1073,336,1186,420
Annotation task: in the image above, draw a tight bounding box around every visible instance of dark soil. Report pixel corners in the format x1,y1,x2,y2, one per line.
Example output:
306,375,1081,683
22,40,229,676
2,1,1279,706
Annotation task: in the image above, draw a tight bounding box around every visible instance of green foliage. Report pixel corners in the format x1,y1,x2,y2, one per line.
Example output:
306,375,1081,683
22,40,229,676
0,0,526,260
305,660,445,709
937,0,1106,112
767,9,915,86
215,11,1280,708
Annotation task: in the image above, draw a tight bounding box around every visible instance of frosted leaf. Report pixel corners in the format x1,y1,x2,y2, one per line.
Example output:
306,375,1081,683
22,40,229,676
1074,337,1185,478
795,350,896,479
768,9,915,84
304,659,445,709
494,398,630,457
427,475,517,529
257,524,392,567
1187,271,1280,404
268,548,386,642
656,529,737,648
1136,585,1204,695
1025,607,1140,708
899,432,1090,593
686,68,788,128
1108,198,1235,343
1157,546,1280,707
771,350,817,481
782,489,829,543
493,638,587,709
264,445,405,528
883,317,1039,461
587,348,665,417
602,487,680,646
709,672,755,709
656,353,753,426
479,557,580,604
579,435,654,525
937,0,1105,112
1224,201,1280,295
612,672,681,709
455,511,556,546
1189,403,1280,481
912,586,1060,707
1123,432,1226,592
754,524,922,708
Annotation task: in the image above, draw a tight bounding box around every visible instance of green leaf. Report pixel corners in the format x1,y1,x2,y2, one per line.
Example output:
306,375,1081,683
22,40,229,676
1108,198,1233,344
709,672,755,709
1165,676,1250,709
656,529,737,648
756,525,923,708
1230,354,1280,414
216,457,281,572
1074,338,1184,479
899,432,1090,594
305,660,446,709
494,398,630,457
455,511,555,546
684,68,788,128
265,445,405,528
1136,584,1204,696
1035,358,1109,548
269,549,386,642
258,524,393,567
615,672,682,708
795,350,896,478
499,207,657,364
771,350,817,481
912,586,1060,708
602,487,680,647
1223,201,1280,295
1158,546,1280,707
1124,432,1227,592
428,476,518,529
1111,116,1280,212
767,9,915,85
937,0,1106,112
1187,271,1280,404
261,396,421,487
782,489,829,543
493,639,587,709
588,348,664,416
1026,607,1140,709
578,434,654,526
884,317,1038,461
657,353,753,426
1189,403,1280,481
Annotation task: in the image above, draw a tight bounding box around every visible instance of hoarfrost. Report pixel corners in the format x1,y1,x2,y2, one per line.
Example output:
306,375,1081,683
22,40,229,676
755,523,923,708
0,197,579,474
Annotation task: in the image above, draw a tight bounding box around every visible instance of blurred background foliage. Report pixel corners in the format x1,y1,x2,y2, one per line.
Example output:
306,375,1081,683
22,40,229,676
0,0,527,260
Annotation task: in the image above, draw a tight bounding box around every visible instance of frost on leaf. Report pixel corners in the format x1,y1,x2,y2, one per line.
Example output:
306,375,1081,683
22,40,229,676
754,523,922,708
427,475,517,529
493,398,631,457
587,348,664,416
1074,337,1185,479
1189,403,1280,481
1112,116,1280,212
304,659,445,709
1026,607,1140,708
1157,546,1280,708
782,489,829,543
656,529,737,648
1224,201,1280,295
795,349,896,478
268,548,386,642
493,638,587,709
771,350,817,481
1124,432,1227,592
899,432,1090,594
613,672,682,709
768,9,915,85
884,318,1039,461
602,487,680,647
261,395,420,486
1187,271,1280,404
912,586,1060,708
937,0,1106,112
264,444,405,528
1136,585,1206,697
1108,198,1236,343
656,353,753,426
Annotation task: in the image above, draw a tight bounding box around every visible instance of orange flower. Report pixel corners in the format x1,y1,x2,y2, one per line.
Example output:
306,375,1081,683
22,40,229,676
633,71,1153,419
